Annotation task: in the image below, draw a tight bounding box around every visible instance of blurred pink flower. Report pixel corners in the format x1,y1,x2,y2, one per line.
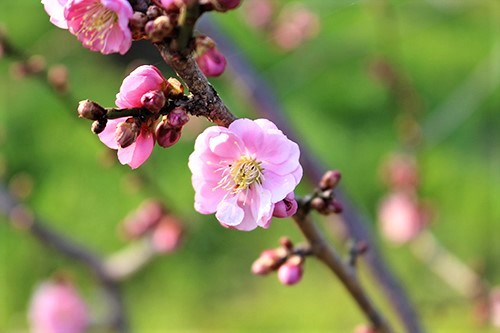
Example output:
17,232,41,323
150,216,184,254
378,192,424,245
277,256,303,285
42,0,133,54
99,65,168,169
353,324,376,333
188,118,302,231
29,280,88,333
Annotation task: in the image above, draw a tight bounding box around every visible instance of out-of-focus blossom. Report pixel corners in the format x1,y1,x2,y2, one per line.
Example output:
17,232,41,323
29,279,88,333
381,153,419,190
353,324,376,333
150,216,184,254
272,5,320,51
378,192,425,245
490,287,500,328
189,118,302,231
42,0,133,55
242,0,274,29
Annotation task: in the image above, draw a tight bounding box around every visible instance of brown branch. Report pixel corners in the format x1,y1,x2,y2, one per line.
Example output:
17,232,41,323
196,19,423,333
0,184,129,333
293,209,393,333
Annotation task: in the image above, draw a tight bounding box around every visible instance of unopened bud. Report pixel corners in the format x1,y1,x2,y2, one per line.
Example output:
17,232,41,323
279,236,294,251
195,36,227,77
141,90,166,112
310,197,325,213
165,77,184,98
277,255,303,286
130,11,148,39
145,15,173,42
207,0,241,12
156,120,182,148
329,199,343,214
167,108,189,128
251,249,284,276
78,99,106,120
47,64,69,93
115,119,139,148
91,119,107,135
353,324,377,333
273,192,297,218
146,5,163,20
319,170,342,190
121,200,165,239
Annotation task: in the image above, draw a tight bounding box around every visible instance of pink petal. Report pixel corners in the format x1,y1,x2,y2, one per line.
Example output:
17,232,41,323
208,132,243,159
117,131,154,169
193,181,227,214
98,118,122,149
263,170,298,202
228,118,265,154
42,0,69,29
216,195,244,226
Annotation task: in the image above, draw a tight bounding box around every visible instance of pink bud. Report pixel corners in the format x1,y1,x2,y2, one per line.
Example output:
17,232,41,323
490,288,500,327
319,170,342,190
141,90,166,112
273,192,298,218
121,200,165,239
210,0,241,11
251,249,284,276
195,36,227,77
382,153,419,190
29,279,88,333
77,99,106,120
167,108,189,128
156,120,182,148
150,216,183,254
277,255,303,286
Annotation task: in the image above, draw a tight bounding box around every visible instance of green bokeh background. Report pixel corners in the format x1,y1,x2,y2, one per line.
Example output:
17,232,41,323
1,0,499,332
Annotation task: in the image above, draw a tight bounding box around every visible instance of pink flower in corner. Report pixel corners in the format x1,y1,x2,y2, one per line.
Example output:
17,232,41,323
99,65,168,169
41,0,133,54
188,118,303,231
29,280,88,333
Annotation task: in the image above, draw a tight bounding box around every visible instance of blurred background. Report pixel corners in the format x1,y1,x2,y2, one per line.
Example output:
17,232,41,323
1,0,499,332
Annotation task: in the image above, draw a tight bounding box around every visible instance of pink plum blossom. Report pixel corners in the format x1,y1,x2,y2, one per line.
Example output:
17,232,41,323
28,280,88,333
42,0,133,55
378,192,424,245
188,118,303,231
99,65,168,169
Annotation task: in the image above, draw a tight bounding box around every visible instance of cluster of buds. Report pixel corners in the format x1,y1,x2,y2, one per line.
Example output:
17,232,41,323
78,65,188,169
309,170,343,215
121,199,184,254
251,237,309,286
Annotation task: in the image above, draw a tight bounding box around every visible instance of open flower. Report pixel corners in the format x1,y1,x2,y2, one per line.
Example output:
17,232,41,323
41,0,133,55
188,118,302,231
98,65,168,169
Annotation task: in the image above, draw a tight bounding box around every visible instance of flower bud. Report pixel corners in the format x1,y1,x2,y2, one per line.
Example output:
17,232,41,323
194,36,227,77
207,0,241,12
150,216,184,254
167,108,189,128
145,15,173,42
115,119,140,148
251,249,284,276
273,192,297,218
353,324,376,333
319,170,342,190
141,90,166,112
277,255,303,286
130,11,148,39
91,119,107,135
47,64,69,93
165,77,184,98
156,119,181,148
29,279,89,333
78,99,106,120
328,199,343,214
146,5,163,20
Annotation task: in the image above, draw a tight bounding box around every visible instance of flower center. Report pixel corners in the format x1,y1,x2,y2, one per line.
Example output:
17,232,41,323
217,156,264,194
73,3,118,46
